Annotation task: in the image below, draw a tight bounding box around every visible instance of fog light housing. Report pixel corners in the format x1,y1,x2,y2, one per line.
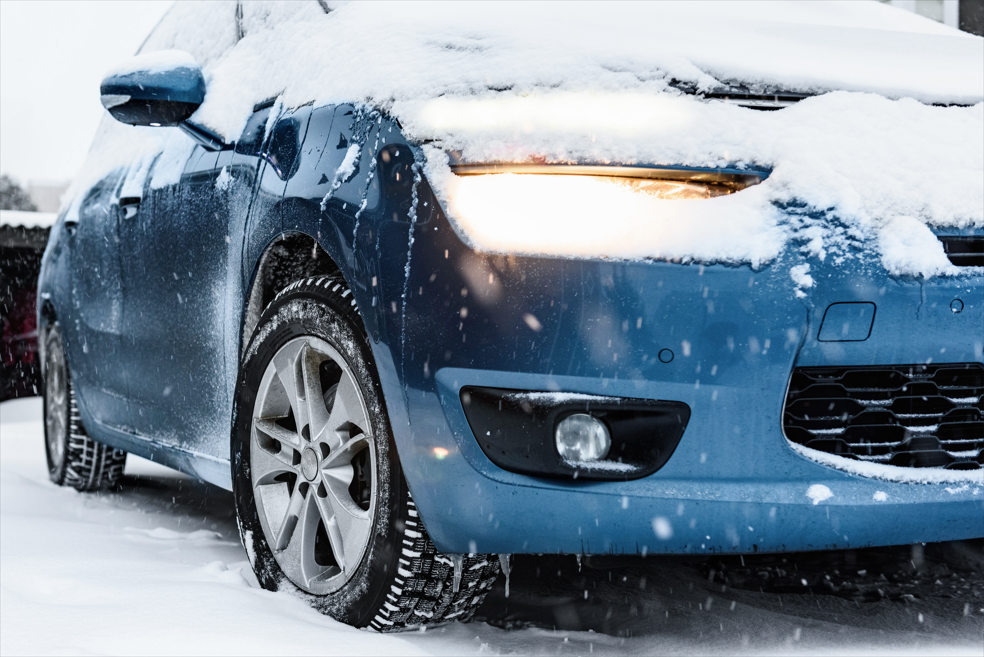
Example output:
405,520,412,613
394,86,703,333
555,414,611,462
461,386,691,481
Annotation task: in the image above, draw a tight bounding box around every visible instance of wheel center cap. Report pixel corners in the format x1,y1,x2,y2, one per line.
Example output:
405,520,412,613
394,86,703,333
300,448,319,481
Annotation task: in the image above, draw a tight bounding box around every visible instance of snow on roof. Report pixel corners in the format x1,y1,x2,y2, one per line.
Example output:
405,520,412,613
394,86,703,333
0,211,58,229
68,1,983,281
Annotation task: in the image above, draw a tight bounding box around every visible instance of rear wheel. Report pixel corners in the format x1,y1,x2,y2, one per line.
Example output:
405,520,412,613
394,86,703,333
233,276,499,630
43,323,126,490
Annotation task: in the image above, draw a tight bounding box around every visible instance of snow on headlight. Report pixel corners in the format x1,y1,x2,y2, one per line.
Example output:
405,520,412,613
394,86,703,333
428,156,785,267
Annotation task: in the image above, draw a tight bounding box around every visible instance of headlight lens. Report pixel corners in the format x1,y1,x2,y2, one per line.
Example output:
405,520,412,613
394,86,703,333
450,164,761,200
437,162,773,261
587,176,730,199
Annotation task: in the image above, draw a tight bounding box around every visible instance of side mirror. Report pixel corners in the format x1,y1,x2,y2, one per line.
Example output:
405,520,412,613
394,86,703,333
100,51,205,127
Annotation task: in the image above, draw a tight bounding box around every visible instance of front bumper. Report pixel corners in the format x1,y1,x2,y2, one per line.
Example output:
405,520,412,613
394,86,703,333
368,182,983,555
419,366,983,555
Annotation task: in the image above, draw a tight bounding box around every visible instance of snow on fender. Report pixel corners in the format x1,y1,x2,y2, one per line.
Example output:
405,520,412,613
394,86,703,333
806,484,834,505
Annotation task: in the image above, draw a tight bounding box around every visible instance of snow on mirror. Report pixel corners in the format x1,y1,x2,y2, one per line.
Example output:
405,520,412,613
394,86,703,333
99,51,205,128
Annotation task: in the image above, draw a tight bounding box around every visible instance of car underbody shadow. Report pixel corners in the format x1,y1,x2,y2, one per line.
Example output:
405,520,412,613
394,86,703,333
474,543,983,644
106,469,982,644
112,470,240,540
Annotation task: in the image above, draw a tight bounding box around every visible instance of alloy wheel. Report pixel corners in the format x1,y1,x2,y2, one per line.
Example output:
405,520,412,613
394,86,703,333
250,336,376,594
45,335,67,472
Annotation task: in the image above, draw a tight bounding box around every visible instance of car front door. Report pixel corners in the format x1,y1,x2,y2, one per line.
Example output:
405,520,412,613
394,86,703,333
118,127,263,462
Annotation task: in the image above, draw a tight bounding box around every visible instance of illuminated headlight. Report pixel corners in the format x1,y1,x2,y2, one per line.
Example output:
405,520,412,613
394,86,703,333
439,163,768,261
450,164,761,200
555,413,611,462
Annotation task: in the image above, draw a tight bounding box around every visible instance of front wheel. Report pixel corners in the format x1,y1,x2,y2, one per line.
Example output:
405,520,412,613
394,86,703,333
233,276,499,630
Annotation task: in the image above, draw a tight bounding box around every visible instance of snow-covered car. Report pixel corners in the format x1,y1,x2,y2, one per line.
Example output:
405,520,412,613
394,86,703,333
37,1,983,630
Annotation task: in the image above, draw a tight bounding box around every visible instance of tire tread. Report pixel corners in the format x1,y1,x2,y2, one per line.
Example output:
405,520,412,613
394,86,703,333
62,376,126,491
367,495,500,631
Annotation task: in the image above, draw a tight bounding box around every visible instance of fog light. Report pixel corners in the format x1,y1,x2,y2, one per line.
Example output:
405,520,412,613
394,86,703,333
555,414,611,462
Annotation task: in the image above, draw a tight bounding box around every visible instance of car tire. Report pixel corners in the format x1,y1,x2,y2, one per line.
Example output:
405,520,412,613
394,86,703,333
43,323,127,490
233,275,500,630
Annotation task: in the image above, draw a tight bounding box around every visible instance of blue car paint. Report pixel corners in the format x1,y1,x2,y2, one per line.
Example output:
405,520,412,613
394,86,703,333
100,63,206,109
38,101,984,556
817,302,876,342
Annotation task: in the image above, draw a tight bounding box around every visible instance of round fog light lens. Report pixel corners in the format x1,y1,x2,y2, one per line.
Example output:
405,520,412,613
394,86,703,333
555,413,611,462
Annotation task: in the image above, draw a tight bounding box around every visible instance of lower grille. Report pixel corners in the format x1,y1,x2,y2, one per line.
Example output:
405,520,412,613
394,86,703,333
937,236,984,267
783,363,984,470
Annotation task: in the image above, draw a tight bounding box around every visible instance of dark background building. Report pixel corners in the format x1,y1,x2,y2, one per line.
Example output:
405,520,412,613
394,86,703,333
881,0,984,36
1,176,53,401
960,0,984,36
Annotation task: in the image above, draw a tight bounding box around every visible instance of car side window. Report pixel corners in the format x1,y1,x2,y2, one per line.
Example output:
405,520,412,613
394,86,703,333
263,116,304,180
78,173,123,224
235,107,272,157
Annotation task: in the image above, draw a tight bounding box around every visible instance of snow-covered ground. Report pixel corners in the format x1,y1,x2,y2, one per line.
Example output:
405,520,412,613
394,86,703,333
1,396,981,656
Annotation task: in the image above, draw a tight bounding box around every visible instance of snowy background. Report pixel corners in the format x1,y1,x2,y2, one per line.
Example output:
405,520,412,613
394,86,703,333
0,1,171,186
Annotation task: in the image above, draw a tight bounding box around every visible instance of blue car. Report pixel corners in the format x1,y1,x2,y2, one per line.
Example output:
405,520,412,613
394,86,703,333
38,2,982,631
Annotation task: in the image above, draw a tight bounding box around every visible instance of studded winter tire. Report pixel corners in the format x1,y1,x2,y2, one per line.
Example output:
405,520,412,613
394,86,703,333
42,323,127,491
233,276,500,630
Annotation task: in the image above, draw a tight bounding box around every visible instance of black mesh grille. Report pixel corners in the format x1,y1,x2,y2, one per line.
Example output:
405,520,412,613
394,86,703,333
783,363,984,470
937,236,984,267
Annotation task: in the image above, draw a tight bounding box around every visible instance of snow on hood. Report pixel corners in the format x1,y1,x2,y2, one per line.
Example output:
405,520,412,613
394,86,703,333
419,93,981,273
193,0,983,135
70,0,983,279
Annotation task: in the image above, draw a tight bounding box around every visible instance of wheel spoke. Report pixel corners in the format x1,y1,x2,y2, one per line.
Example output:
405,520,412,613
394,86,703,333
272,482,307,552
53,375,66,407
311,488,348,574
255,418,301,450
298,491,336,587
271,341,305,426
255,416,301,446
323,460,354,492
299,343,332,444
325,372,369,447
274,491,312,586
251,437,298,483
320,467,372,574
321,435,367,469
335,507,372,576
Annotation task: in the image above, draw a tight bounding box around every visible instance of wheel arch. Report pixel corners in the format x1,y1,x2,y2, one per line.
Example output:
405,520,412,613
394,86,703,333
240,231,347,357
37,298,58,377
